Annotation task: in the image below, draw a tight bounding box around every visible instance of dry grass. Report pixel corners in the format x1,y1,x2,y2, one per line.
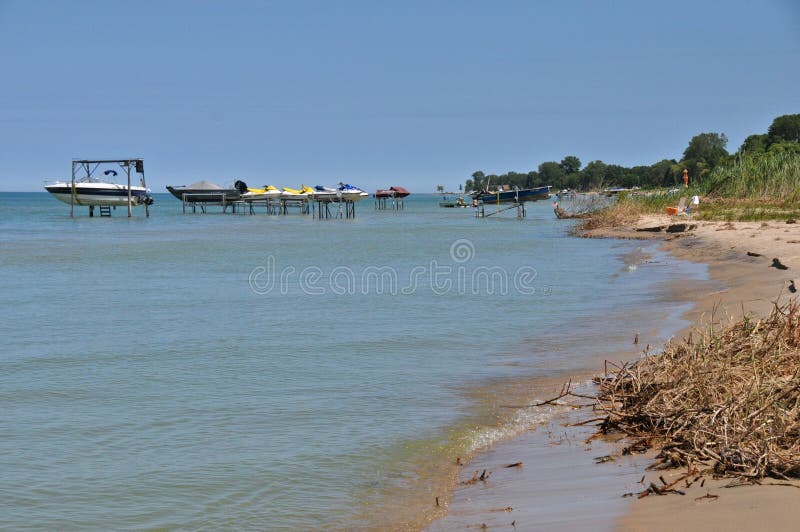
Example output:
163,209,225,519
577,200,649,231
593,302,800,480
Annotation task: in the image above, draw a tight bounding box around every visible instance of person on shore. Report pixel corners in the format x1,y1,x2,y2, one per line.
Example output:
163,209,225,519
683,168,689,188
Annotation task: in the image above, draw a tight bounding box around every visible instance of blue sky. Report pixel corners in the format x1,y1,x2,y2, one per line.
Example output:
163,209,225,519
0,0,798,192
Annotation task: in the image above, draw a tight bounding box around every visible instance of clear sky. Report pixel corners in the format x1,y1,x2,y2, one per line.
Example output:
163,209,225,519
1,0,798,192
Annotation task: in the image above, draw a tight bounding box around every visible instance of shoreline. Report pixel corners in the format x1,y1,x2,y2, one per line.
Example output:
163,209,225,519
613,217,800,530
428,216,800,530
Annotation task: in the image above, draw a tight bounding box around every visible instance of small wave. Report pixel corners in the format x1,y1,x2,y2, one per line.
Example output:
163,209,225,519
462,402,569,453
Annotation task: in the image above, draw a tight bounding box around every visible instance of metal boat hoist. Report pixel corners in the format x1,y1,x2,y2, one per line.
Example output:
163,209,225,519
374,192,404,211
474,189,527,219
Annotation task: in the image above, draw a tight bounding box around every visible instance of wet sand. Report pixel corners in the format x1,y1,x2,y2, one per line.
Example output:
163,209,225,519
429,217,800,530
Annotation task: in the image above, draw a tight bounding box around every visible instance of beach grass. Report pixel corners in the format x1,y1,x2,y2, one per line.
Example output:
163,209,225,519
580,151,800,226
701,150,800,201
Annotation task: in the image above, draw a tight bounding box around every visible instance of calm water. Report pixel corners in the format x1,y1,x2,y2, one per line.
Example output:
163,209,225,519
0,192,705,529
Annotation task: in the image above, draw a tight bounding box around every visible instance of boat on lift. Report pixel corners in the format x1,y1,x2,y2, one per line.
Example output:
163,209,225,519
166,180,241,203
241,185,281,200
374,186,410,198
46,178,151,207
280,185,315,200
45,159,153,211
473,185,552,204
310,185,340,202
337,183,368,201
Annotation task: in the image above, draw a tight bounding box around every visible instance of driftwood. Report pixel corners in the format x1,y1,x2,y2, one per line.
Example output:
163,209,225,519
665,223,696,233
771,258,789,270
554,205,591,219
591,302,800,481
633,223,696,234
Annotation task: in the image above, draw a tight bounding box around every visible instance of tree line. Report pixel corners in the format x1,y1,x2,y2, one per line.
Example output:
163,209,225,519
464,114,800,193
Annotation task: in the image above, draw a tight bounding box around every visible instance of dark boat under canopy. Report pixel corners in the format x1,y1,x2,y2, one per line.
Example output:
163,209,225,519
166,180,240,203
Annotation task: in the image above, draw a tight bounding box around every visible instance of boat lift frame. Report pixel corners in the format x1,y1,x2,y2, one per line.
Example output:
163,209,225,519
374,192,404,211
70,158,149,218
311,196,357,220
474,188,527,219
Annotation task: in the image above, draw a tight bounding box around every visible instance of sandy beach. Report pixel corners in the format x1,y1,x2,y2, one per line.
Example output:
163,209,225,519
430,216,800,530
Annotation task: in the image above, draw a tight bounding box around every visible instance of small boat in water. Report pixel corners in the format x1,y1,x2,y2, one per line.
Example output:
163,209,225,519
166,180,241,203
474,185,551,204
374,186,410,198
439,194,468,208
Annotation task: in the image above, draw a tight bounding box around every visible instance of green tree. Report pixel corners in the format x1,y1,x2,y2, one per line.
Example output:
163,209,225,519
682,132,729,167
767,114,800,144
560,155,582,174
467,171,487,192
767,141,800,155
538,161,566,188
645,159,680,187
581,160,607,190
562,172,581,190
504,171,527,189
739,134,769,155
604,164,627,186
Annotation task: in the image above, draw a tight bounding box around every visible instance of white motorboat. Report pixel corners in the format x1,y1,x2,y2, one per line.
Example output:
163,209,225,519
45,159,152,209
45,179,152,206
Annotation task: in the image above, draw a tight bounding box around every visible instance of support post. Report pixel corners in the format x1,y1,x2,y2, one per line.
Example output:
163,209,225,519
127,162,132,218
70,161,76,217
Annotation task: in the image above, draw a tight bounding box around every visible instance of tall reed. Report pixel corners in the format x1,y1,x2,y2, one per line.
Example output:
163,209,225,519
701,151,800,202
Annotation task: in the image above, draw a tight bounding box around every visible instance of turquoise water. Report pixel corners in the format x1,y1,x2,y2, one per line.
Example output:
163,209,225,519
0,192,705,528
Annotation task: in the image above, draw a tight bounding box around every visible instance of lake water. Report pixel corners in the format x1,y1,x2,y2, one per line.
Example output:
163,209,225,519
0,192,705,528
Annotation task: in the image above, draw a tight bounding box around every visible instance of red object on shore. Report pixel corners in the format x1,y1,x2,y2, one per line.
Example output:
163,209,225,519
374,186,410,198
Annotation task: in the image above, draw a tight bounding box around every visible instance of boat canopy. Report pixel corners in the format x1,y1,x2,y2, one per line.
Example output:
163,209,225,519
184,180,225,190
